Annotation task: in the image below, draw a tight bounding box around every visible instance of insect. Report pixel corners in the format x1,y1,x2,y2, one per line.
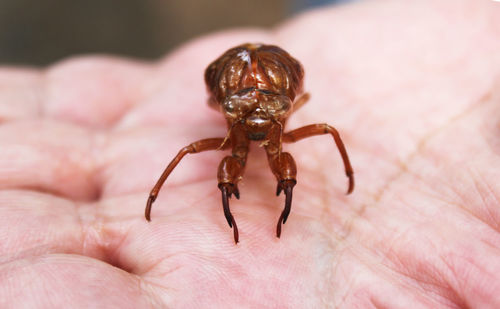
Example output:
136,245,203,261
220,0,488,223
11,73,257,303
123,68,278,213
145,43,354,243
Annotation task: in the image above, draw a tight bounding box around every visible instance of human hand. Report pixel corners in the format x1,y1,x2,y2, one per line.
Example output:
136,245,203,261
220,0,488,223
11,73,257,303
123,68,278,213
1,0,499,307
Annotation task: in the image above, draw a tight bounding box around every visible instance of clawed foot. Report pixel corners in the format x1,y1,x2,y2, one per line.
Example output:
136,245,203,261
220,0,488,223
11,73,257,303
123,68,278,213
218,183,240,243
275,179,296,238
145,194,157,221
219,179,296,242
347,172,354,195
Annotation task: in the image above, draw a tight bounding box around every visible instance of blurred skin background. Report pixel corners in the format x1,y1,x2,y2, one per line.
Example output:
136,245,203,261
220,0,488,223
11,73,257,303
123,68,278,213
0,0,353,66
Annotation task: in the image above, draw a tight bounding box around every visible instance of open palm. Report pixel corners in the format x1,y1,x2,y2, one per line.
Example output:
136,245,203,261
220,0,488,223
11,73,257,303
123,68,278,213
1,0,500,307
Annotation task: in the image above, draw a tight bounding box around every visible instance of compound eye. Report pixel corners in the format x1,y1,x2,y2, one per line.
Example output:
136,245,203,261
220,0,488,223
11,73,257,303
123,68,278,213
222,96,256,119
262,96,291,118
222,99,237,118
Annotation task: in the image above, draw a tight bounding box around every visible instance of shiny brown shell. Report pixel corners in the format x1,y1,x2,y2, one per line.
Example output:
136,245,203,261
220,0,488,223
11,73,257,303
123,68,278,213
204,43,304,110
145,43,354,244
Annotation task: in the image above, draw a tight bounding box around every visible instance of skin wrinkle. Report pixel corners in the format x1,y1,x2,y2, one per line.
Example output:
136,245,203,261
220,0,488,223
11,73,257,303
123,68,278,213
384,247,443,299
423,249,467,307
421,186,500,251
378,195,493,306
333,245,441,308
0,243,70,267
78,127,119,253
454,250,497,307
134,275,165,308
113,269,170,308
479,239,500,260
368,297,386,309
470,169,500,234
74,201,88,259
329,249,380,308
103,221,134,272
377,236,463,308
481,179,500,230
331,263,352,309
331,248,366,308
447,174,500,236
87,130,109,201
481,78,500,157
140,252,183,277
369,87,492,204
381,238,446,302
348,184,477,306
77,201,105,260
347,86,498,261
398,164,500,241
138,277,173,307
425,234,491,307
438,255,472,309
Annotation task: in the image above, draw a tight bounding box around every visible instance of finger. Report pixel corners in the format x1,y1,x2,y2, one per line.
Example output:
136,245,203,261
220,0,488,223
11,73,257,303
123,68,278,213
0,68,42,122
0,121,98,201
0,254,155,307
44,57,150,128
0,190,83,261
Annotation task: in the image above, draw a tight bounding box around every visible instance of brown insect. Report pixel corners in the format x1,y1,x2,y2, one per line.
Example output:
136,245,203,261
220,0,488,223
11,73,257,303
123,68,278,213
145,43,354,243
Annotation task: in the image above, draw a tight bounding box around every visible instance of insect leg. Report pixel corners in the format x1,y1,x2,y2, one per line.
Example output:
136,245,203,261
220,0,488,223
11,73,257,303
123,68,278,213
266,150,298,238
263,123,298,237
292,92,310,113
216,124,249,243
145,138,229,221
283,124,354,194
217,150,247,243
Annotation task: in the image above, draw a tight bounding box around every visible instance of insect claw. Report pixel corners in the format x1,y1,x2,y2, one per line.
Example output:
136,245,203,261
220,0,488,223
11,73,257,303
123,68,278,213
221,186,233,227
276,183,282,196
276,180,296,238
232,218,239,244
347,174,354,194
145,194,157,221
234,186,240,199
282,184,293,224
220,183,239,243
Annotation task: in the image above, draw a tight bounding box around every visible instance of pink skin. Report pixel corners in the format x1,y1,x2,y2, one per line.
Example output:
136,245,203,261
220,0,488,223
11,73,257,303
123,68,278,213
1,0,500,307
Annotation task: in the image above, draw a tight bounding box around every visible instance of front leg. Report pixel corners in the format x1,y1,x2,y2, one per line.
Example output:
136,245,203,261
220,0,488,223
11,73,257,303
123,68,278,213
267,151,297,238
145,138,228,221
283,123,354,194
217,123,249,243
217,156,246,244
264,124,298,238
